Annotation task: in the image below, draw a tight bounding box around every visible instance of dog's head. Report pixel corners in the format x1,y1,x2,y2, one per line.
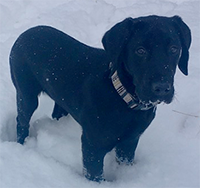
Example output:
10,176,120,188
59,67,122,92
102,15,191,106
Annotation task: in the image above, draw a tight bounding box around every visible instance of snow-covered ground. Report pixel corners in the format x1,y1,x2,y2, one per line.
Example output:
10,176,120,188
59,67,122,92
0,0,199,187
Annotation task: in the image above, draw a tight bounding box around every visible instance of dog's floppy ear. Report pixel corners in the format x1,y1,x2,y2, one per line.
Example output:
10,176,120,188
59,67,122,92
171,16,191,75
102,18,134,71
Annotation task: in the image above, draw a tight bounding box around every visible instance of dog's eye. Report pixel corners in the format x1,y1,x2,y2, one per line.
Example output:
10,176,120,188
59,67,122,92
170,46,179,54
135,47,147,56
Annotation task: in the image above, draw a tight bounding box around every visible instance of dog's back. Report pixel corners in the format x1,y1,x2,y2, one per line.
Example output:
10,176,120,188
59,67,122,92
10,26,108,115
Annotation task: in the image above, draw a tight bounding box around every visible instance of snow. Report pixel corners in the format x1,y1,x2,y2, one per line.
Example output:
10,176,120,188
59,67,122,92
0,0,200,187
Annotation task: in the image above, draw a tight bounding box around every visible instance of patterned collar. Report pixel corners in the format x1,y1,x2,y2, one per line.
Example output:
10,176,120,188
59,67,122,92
111,69,159,110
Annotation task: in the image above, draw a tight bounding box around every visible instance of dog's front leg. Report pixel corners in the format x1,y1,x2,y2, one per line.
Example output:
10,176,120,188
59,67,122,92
115,136,140,165
81,134,106,182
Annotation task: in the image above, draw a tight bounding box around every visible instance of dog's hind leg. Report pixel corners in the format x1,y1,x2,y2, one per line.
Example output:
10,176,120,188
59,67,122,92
52,103,68,120
16,92,39,144
10,63,41,144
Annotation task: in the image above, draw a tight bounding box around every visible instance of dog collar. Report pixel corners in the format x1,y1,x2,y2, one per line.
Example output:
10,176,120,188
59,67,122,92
111,69,158,110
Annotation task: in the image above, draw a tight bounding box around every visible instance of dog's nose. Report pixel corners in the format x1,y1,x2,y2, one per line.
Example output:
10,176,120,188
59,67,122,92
152,82,172,96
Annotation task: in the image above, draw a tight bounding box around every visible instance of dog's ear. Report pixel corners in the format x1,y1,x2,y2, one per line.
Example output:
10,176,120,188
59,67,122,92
171,16,191,75
102,18,134,71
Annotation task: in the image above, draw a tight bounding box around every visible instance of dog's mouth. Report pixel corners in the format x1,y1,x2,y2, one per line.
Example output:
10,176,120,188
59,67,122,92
131,92,162,110
136,100,161,110
134,88,174,110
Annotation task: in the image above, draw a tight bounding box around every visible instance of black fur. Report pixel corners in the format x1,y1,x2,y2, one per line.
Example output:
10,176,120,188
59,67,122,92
10,15,191,182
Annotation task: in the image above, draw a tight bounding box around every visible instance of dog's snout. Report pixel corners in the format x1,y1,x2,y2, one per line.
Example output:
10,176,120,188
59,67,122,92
152,82,172,96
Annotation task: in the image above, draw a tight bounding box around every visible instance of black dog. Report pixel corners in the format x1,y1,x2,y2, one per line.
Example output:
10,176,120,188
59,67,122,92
10,15,191,182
